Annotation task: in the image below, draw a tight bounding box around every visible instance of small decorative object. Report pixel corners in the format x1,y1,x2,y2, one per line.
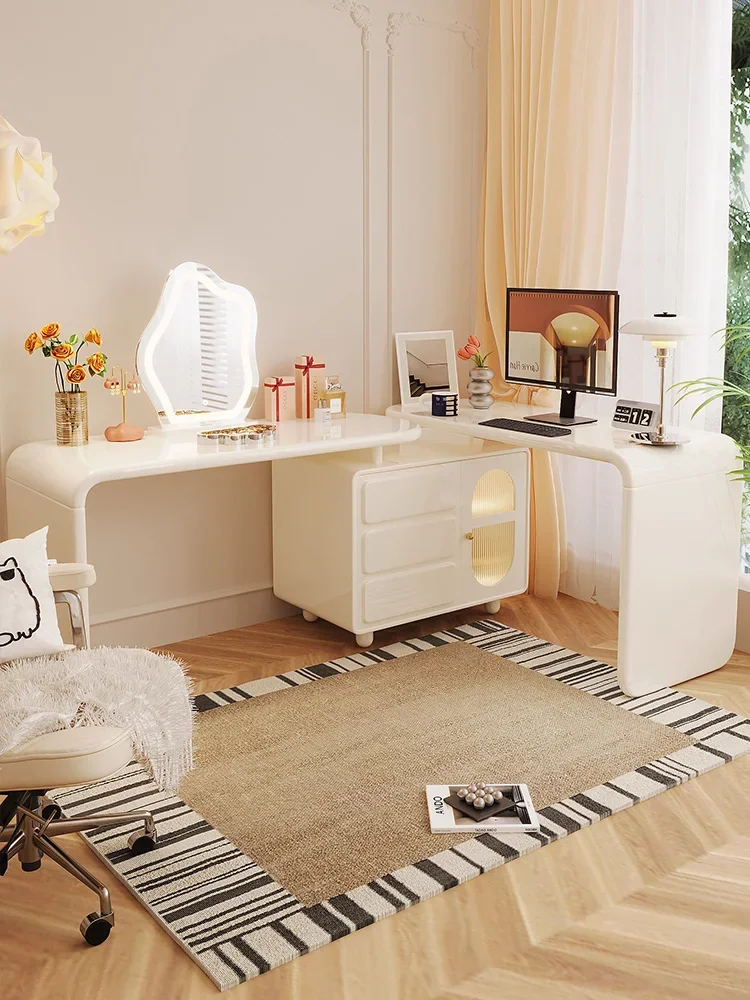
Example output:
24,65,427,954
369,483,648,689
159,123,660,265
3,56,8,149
295,355,326,419
104,366,144,442
25,324,108,446
314,405,332,424
264,376,296,422
431,391,459,417
197,423,277,447
620,313,699,446
611,399,660,432
318,374,346,418
426,783,540,833
458,335,494,410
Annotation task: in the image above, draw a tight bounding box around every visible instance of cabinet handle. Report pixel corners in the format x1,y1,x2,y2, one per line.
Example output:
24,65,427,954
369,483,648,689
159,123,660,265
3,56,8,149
465,531,474,540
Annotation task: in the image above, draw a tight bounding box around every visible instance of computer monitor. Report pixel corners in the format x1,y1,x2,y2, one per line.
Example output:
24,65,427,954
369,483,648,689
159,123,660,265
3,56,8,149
505,287,619,426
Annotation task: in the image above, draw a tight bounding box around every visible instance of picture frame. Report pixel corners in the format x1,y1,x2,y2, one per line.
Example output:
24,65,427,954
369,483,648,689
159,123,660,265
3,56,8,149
394,330,459,408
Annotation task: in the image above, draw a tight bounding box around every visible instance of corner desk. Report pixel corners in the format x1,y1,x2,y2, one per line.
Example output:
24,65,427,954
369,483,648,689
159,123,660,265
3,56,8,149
387,400,742,697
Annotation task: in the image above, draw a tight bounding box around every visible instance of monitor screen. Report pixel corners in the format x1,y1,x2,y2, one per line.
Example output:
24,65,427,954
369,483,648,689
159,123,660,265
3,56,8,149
505,288,619,396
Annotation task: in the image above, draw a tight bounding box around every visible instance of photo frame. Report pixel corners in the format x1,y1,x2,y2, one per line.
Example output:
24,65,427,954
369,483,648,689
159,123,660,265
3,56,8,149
394,330,459,408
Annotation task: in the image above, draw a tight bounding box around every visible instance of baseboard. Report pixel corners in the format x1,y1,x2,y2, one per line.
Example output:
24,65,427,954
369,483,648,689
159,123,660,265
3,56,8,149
90,587,296,648
735,578,750,654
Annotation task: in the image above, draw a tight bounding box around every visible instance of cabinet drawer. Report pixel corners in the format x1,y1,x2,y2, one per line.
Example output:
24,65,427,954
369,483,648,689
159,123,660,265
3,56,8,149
362,562,456,623
360,465,459,524
362,515,457,574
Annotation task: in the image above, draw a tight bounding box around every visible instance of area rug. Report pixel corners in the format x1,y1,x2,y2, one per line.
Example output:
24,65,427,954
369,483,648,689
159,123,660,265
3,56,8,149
51,621,750,991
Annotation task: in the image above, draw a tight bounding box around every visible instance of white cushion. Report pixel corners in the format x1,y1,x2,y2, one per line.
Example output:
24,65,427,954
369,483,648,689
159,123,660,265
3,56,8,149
48,562,96,592
0,726,132,791
0,527,65,662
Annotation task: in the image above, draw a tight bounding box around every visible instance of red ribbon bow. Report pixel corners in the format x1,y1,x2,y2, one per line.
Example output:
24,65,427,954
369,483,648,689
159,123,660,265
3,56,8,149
267,377,294,421
295,356,324,376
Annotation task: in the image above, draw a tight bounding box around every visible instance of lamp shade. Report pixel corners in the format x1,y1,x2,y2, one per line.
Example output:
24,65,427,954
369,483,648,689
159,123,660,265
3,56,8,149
0,117,59,254
620,312,700,343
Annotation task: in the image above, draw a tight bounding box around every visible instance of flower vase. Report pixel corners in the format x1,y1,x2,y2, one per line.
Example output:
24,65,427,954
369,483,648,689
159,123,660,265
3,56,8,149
468,366,494,409
55,391,88,446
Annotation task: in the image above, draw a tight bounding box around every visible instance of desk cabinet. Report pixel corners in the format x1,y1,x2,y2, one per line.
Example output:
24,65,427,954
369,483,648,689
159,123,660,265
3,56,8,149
272,435,530,645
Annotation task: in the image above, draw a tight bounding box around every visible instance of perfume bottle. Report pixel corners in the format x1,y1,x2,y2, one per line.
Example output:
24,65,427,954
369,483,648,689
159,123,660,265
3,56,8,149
318,375,346,418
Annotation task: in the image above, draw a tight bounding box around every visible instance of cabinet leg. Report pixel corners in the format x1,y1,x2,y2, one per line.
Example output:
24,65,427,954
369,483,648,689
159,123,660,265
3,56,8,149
302,610,319,623
355,631,374,648
485,599,501,614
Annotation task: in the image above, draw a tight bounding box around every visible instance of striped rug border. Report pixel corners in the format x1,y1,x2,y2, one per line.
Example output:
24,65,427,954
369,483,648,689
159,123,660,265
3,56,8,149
51,620,750,991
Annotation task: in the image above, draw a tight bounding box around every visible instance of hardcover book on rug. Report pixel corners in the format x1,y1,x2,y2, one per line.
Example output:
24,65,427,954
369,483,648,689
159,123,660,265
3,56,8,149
426,783,540,833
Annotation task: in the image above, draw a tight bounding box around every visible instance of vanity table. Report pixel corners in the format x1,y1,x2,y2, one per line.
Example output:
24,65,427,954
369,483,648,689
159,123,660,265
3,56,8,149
387,399,742,696
5,415,421,568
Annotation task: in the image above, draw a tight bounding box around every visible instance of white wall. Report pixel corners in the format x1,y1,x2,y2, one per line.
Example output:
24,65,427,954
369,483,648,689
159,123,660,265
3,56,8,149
0,0,488,645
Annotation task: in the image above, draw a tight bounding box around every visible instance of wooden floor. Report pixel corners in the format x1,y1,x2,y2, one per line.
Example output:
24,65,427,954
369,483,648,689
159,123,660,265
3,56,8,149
2,595,750,1000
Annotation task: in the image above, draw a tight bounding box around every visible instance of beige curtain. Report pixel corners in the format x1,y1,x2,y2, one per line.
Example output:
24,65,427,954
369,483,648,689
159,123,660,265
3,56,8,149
478,0,631,599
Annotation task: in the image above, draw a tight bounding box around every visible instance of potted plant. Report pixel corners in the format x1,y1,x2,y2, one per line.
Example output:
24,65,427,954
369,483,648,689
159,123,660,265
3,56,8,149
458,335,494,409
25,324,108,446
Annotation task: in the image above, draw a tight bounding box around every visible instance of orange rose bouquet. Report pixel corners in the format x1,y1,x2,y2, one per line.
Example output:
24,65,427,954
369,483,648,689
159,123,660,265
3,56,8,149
24,324,107,392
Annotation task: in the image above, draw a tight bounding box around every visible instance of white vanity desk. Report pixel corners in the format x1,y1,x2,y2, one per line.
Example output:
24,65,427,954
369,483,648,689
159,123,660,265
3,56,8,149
387,399,742,697
5,413,421,565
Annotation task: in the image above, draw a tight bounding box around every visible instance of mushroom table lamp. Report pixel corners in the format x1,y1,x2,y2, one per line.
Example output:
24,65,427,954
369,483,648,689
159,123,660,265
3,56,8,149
619,312,700,447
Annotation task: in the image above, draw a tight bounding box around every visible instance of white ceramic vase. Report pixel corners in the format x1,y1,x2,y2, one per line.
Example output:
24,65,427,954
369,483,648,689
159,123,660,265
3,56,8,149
468,366,494,409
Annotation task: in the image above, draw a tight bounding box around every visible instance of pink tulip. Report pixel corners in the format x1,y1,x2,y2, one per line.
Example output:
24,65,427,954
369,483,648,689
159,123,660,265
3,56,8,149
465,343,479,356
457,347,472,360
467,335,480,348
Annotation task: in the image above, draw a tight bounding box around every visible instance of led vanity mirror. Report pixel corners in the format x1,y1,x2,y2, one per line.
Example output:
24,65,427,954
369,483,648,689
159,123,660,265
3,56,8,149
136,261,259,429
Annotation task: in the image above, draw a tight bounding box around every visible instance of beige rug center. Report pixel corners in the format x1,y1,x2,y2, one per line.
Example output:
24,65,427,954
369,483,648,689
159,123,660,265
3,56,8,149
178,643,694,906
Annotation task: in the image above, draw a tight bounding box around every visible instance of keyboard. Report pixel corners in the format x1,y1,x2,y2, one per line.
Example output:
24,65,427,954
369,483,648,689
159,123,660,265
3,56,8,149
478,418,572,437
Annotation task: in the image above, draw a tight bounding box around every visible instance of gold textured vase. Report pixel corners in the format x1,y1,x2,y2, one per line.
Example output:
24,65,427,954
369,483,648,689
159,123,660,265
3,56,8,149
55,391,88,446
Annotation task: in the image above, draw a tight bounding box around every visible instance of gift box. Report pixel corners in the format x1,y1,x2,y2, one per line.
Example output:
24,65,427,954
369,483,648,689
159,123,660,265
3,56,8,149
295,355,326,419
264,376,296,422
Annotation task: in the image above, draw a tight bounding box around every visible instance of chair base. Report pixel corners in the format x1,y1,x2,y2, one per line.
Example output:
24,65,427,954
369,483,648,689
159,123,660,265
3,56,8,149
0,791,157,944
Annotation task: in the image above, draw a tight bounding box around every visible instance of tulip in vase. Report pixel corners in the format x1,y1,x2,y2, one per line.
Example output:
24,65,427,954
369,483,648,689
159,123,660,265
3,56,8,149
457,336,494,410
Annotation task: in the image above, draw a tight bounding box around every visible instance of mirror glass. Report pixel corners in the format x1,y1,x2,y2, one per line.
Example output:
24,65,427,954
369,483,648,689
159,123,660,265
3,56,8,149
137,262,259,428
395,330,459,405
406,339,451,396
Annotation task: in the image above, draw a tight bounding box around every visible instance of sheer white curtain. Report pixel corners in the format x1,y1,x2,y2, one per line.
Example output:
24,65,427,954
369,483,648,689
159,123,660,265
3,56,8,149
560,0,732,607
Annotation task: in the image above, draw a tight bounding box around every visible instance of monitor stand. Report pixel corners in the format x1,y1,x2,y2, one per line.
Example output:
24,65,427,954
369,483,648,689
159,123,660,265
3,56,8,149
523,389,597,427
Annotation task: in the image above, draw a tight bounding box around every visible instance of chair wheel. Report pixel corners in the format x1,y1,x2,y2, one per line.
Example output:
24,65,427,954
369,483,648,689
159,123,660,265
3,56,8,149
127,831,157,855
80,912,114,945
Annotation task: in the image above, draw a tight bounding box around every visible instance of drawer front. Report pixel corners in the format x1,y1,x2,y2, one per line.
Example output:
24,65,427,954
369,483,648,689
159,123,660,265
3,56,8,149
361,465,460,524
362,515,457,574
362,562,456,623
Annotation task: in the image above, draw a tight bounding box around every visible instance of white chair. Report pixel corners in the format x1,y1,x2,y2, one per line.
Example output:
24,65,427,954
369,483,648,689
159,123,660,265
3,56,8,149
0,563,158,945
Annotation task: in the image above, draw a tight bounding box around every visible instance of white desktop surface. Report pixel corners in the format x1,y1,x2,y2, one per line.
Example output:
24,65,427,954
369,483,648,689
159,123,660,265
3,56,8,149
385,400,739,489
6,413,420,508
388,398,742,697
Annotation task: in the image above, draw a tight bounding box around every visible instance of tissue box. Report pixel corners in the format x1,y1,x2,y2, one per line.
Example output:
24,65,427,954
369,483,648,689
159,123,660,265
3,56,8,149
295,355,326,419
264,376,296,422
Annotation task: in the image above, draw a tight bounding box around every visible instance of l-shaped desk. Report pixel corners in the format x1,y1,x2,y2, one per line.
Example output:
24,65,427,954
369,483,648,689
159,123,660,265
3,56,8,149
6,404,741,696
387,401,742,697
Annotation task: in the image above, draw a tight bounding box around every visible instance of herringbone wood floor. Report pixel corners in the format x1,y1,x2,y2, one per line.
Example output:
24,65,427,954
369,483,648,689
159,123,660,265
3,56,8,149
2,595,749,1000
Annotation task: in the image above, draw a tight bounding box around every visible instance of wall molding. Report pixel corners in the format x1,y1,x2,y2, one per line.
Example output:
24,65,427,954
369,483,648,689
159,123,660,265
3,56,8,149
386,10,483,400
386,12,480,67
333,1,372,411
333,0,372,50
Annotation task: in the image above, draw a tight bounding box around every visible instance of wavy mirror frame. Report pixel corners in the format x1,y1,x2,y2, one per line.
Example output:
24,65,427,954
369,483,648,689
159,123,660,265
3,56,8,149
136,262,259,429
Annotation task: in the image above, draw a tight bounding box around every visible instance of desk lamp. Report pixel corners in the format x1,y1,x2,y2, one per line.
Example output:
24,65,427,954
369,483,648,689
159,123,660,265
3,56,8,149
620,312,699,446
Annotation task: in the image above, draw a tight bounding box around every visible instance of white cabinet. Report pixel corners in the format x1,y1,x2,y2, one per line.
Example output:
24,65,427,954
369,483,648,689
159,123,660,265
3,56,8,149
272,431,529,645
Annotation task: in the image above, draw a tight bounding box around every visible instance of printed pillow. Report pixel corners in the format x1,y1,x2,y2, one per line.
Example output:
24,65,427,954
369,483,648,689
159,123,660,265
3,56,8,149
0,526,66,663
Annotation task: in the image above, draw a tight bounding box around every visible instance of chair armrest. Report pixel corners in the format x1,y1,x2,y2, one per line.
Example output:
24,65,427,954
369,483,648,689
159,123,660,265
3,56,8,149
48,562,96,592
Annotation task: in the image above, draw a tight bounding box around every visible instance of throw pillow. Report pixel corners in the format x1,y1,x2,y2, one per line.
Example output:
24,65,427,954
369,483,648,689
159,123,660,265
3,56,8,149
0,526,66,662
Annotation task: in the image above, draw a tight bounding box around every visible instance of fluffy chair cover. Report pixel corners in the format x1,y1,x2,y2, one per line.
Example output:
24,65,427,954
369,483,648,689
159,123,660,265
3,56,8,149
0,647,194,791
